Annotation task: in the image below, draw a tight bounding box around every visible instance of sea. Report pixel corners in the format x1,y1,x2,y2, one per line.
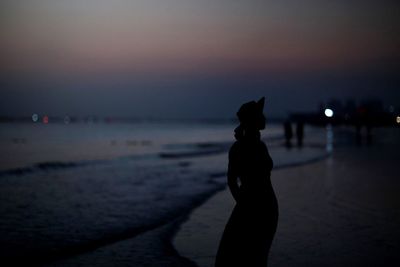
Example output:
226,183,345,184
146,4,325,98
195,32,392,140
0,121,329,265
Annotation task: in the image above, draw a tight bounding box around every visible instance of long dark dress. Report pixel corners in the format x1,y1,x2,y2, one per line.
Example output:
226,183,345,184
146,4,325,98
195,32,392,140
215,137,278,267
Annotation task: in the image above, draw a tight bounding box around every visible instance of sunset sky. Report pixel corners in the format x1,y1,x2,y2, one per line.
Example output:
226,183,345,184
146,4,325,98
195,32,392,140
1,0,399,118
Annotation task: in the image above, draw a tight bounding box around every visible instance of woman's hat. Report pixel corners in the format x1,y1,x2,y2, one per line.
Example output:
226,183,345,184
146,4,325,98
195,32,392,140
236,97,265,123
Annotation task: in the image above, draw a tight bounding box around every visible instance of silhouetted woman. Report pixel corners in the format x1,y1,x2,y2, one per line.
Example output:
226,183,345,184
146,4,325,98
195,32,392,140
215,97,278,267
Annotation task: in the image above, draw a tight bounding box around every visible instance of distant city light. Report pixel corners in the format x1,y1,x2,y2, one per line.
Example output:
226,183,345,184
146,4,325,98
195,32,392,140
32,113,39,122
396,116,400,124
324,108,334,118
43,115,49,124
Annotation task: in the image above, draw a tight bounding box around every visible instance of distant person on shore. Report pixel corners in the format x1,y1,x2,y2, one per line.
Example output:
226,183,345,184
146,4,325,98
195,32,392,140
215,97,279,267
284,120,293,148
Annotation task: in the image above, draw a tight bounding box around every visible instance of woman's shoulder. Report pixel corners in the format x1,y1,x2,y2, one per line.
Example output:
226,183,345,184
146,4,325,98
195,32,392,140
229,140,240,150
259,140,270,154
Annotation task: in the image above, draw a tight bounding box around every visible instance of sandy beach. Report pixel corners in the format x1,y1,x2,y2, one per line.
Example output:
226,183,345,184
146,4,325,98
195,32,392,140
174,128,400,266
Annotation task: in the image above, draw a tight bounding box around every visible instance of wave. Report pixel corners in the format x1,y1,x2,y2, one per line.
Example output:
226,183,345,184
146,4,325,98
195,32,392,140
0,161,95,177
1,134,329,179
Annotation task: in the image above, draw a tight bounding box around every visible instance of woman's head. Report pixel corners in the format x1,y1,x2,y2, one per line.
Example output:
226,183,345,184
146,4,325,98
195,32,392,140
236,97,266,131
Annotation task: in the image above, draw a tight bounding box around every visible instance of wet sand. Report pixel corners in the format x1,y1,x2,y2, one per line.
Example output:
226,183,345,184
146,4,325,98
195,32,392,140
44,216,198,267
174,133,400,266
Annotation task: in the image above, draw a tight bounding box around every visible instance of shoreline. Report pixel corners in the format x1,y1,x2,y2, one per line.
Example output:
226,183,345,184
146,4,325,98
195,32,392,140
40,180,228,267
19,125,395,266
1,125,359,266
44,213,199,267
35,144,329,267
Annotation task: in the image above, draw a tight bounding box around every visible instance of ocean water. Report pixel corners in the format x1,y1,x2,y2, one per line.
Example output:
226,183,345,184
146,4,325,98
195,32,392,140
0,122,328,265
0,122,243,170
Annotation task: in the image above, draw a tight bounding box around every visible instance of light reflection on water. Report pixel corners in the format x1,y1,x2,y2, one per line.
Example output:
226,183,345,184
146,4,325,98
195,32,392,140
326,124,333,153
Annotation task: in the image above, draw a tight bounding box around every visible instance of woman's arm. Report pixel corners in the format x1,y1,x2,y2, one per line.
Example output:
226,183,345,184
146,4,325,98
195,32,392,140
227,146,240,202
227,172,240,202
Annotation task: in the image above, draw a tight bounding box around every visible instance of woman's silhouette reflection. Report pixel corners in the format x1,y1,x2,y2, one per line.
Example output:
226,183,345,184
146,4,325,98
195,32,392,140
215,97,278,267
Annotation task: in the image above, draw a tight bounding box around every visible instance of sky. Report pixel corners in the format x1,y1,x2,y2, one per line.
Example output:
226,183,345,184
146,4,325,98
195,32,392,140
1,0,399,119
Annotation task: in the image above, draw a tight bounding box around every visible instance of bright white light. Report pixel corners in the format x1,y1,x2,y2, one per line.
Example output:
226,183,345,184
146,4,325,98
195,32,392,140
324,108,334,118
396,116,400,124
